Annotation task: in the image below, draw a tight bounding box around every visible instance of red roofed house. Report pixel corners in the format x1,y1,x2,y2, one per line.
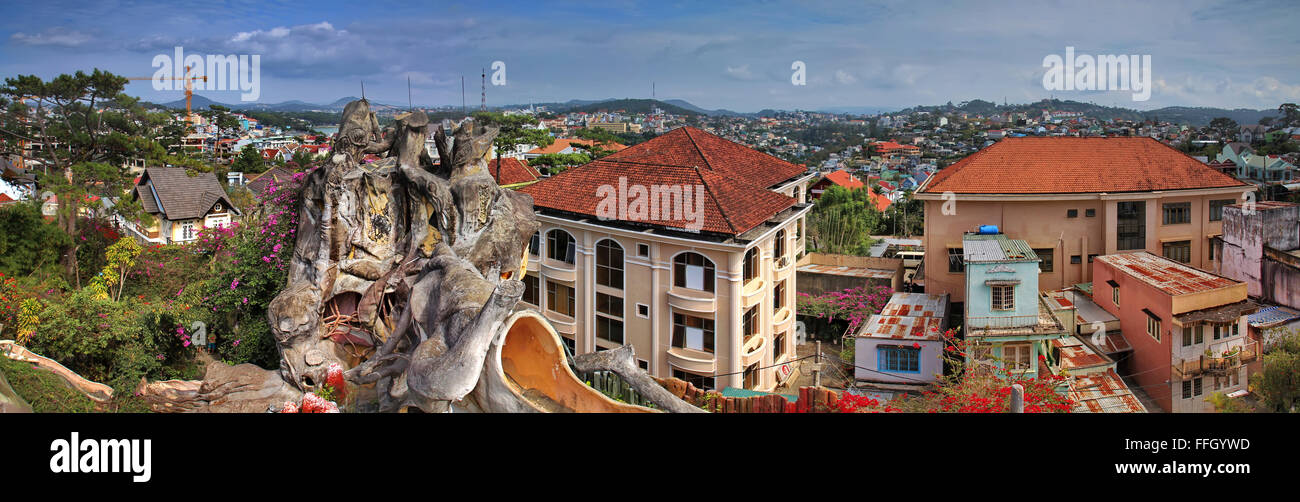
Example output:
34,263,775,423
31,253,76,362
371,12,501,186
915,137,1254,301
489,157,544,186
519,126,815,391
524,138,627,159
1093,252,1258,412
808,169,864,198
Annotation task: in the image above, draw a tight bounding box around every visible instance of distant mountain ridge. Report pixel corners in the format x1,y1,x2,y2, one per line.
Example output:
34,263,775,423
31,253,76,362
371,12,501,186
154,95,1282,127
898,98,1280,126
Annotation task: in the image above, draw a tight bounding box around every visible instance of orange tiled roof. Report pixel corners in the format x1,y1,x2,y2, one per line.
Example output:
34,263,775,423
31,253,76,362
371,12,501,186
521,127,803,236
528,138,627,155
868,190,892,212
822,170,864,190
919,137,1248,194
489,157,543,185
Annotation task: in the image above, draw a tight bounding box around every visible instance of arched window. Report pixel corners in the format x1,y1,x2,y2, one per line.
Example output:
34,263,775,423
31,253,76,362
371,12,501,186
673,252,715,293
774,229,786,262
529,231,540,256
547,229,575,265
742,247,759,284
595,239,624,289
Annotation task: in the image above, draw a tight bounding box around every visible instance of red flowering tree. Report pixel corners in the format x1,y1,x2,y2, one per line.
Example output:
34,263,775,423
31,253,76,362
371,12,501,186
839,329,1074,413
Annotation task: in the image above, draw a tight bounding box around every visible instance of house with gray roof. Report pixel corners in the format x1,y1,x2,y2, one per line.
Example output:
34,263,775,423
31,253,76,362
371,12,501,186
129,167,239,244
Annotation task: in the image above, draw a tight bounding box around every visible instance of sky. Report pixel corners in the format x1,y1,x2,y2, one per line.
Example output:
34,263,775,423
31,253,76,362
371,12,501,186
2,0,1298,113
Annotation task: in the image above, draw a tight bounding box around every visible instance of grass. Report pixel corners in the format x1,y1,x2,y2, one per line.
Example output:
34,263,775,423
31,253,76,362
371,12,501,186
0,356,97,413
0,357,155,413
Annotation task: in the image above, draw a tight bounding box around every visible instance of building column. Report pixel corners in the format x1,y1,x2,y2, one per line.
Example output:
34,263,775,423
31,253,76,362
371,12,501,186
727,251,745,390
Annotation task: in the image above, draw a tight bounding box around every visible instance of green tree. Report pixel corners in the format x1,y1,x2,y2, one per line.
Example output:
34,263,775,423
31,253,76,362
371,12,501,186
1278,103,1299,128
471,111,555,184
1,70,132,285
1251,328,1300,412
200,104,241,134
0,202,72,277
806,185,883,255
528,152,591,175
233,144,266,174
1209,117,1239,140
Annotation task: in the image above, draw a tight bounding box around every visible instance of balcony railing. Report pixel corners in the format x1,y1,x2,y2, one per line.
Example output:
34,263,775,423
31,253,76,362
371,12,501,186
1174,340,1259,378
966,315,1043,330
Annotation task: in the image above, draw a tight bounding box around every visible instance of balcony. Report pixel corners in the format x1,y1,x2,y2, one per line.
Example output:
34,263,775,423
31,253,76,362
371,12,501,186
667,287,716,314
772,255,792,274
742,335,766,366
741,277,765,307
666,347,717,374
542,310,577,335
772,306,793,330
540,258,576,282
1174,340,1259,378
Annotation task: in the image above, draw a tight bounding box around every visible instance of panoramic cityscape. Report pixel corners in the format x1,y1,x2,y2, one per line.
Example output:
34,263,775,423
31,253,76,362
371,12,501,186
0,0,1293,488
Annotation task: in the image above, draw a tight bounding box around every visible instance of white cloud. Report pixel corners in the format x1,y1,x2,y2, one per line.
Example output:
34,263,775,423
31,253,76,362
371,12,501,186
10,27,94,47
834,69,857,84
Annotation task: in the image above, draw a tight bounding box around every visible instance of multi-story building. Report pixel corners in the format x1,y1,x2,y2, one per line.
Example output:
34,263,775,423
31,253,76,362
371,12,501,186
916,137,1254,303
961,232,1070,378
520,126,815,391
1212,201,1300,310
1092,252,1259,413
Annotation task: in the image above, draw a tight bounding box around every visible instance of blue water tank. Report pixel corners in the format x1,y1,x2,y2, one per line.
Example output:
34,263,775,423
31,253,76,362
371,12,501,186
977,225,1000,235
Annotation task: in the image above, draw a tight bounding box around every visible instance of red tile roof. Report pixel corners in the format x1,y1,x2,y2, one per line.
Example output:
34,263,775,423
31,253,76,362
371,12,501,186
489,157,543,185
821,170,864,190
521,127,803,235
528,138,627,155
868,190,892,212
919,137,1249,194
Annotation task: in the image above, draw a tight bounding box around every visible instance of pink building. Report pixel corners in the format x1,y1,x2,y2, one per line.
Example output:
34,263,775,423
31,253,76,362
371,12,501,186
1092,252,1259,413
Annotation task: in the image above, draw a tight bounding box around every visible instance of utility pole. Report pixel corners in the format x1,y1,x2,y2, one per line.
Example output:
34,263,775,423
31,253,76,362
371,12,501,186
813,341,822,388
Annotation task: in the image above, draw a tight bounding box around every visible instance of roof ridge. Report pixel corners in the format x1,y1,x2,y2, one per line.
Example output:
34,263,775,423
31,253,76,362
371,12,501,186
682,127,715,171
692,166,739,234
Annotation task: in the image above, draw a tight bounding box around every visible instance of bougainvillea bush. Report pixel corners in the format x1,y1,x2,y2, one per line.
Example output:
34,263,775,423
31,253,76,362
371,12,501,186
796,285,893,337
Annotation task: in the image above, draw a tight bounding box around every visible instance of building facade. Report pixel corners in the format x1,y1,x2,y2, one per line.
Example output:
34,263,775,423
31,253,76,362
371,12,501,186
520,127,815,391
916,137,1254,302
1092,252,1258,413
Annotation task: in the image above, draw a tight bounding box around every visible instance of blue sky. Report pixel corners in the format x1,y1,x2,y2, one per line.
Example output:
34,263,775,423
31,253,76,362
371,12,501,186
2,0,1298,112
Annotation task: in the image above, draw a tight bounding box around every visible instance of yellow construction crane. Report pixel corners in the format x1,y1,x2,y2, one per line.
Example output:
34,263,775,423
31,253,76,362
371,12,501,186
126,64,208,120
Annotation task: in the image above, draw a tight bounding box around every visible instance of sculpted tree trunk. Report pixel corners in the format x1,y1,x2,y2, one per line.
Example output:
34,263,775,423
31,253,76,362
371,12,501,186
137,99,696,413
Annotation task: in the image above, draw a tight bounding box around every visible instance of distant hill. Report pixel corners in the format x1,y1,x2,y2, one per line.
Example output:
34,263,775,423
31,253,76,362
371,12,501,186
562,98,704,116
898,98,1279,126
160,94,402,114
816,106,897,116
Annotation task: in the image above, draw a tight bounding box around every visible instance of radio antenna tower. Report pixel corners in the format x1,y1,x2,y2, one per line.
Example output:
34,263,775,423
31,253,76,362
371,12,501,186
407,76,413,111
480,68,486,112
360,79,365,100
461,75,466,115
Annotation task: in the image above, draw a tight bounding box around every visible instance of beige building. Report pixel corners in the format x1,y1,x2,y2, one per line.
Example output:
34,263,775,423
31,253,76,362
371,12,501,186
915,137,1254,303
520,127,814,391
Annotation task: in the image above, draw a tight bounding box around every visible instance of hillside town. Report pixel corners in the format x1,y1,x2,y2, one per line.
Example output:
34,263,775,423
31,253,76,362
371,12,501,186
3,80,1299,417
